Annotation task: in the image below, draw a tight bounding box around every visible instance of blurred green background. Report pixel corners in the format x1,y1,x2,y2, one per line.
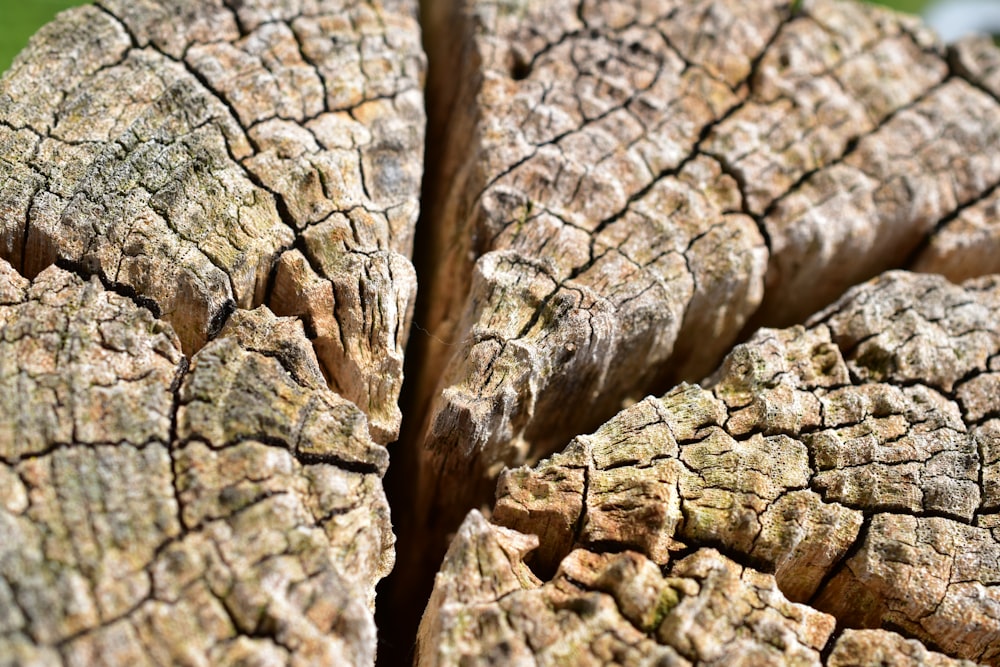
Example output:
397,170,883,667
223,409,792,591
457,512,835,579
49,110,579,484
0,0,87,72
1,0,83,72
0,0,951,74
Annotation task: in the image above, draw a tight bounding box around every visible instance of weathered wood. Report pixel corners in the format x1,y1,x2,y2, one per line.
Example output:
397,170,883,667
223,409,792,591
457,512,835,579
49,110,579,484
0,0,424,444
828,630,980,667
422,272,1000,664
0,0,421,663
0,260,392,664
3,0,1000,665
406,0,1000,572
419,510,980,666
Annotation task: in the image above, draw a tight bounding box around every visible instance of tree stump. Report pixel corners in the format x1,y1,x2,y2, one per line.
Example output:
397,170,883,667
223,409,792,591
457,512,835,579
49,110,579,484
1,0,1000,665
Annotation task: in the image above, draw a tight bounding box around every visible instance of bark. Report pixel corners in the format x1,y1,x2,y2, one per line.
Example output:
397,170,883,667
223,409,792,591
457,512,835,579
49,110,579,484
0,260,392,665
421,272,1000,665
2,0,1000,665
406,0,1000,572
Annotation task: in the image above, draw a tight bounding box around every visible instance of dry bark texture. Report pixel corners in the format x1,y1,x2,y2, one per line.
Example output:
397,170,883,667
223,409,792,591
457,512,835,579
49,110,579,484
419,271,1000,665
4,0,1000,665
0,0,425,444
408,0,1000,567
0,0,422,664
0,259,393,665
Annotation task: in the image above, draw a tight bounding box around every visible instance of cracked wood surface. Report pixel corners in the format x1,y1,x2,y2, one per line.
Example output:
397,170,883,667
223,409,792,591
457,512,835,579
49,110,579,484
419,510,977,666
0,260,392,665
4,0,1000,665
422,272,1000,665
0,0,424,444
406,0,1000,575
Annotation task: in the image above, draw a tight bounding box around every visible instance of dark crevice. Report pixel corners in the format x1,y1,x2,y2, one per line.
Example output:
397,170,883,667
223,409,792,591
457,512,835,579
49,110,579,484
259,248,285,313
807,512,871,612
375,11,824,661
177,428,385,476
239,343,316,388
373,0,452,663
93,2,141,50
16,185,42,276
207,298,237,340
168,356,190,532
818,624,846,664
663,536,777,580
52,591,155,650
569,462,592,549
295,450,382,476
809,485,978,525
883,620,951,657
948,43,1000,108
709,152,773,250
220,0,250,38
903,176,1000,270
0,435,167,467
53,258,162,319
169,355,189,403
510,51,532,81
175,431,291,450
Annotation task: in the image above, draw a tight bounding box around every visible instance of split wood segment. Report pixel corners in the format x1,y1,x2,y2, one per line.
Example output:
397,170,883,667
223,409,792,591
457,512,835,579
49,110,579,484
0,260,392,664
409,0,1000,570
420,272,1000,665
420,513,980,667
0,0,421,663
1,0,1000,665
0,0,424,445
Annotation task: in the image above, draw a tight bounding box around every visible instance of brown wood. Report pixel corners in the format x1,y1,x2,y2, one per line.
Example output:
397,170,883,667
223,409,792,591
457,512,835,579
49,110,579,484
1,0,1000,665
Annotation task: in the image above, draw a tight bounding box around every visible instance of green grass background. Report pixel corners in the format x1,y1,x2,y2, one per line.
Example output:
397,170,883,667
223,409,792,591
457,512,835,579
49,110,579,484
0,0,934,74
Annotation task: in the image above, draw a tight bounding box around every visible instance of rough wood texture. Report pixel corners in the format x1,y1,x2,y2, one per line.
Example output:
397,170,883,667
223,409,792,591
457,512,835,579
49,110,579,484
0,260,392,665
407,0,1000,567
418,510,975,666
5,0,1000,665
0,0,425,444
421,271,1000,664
